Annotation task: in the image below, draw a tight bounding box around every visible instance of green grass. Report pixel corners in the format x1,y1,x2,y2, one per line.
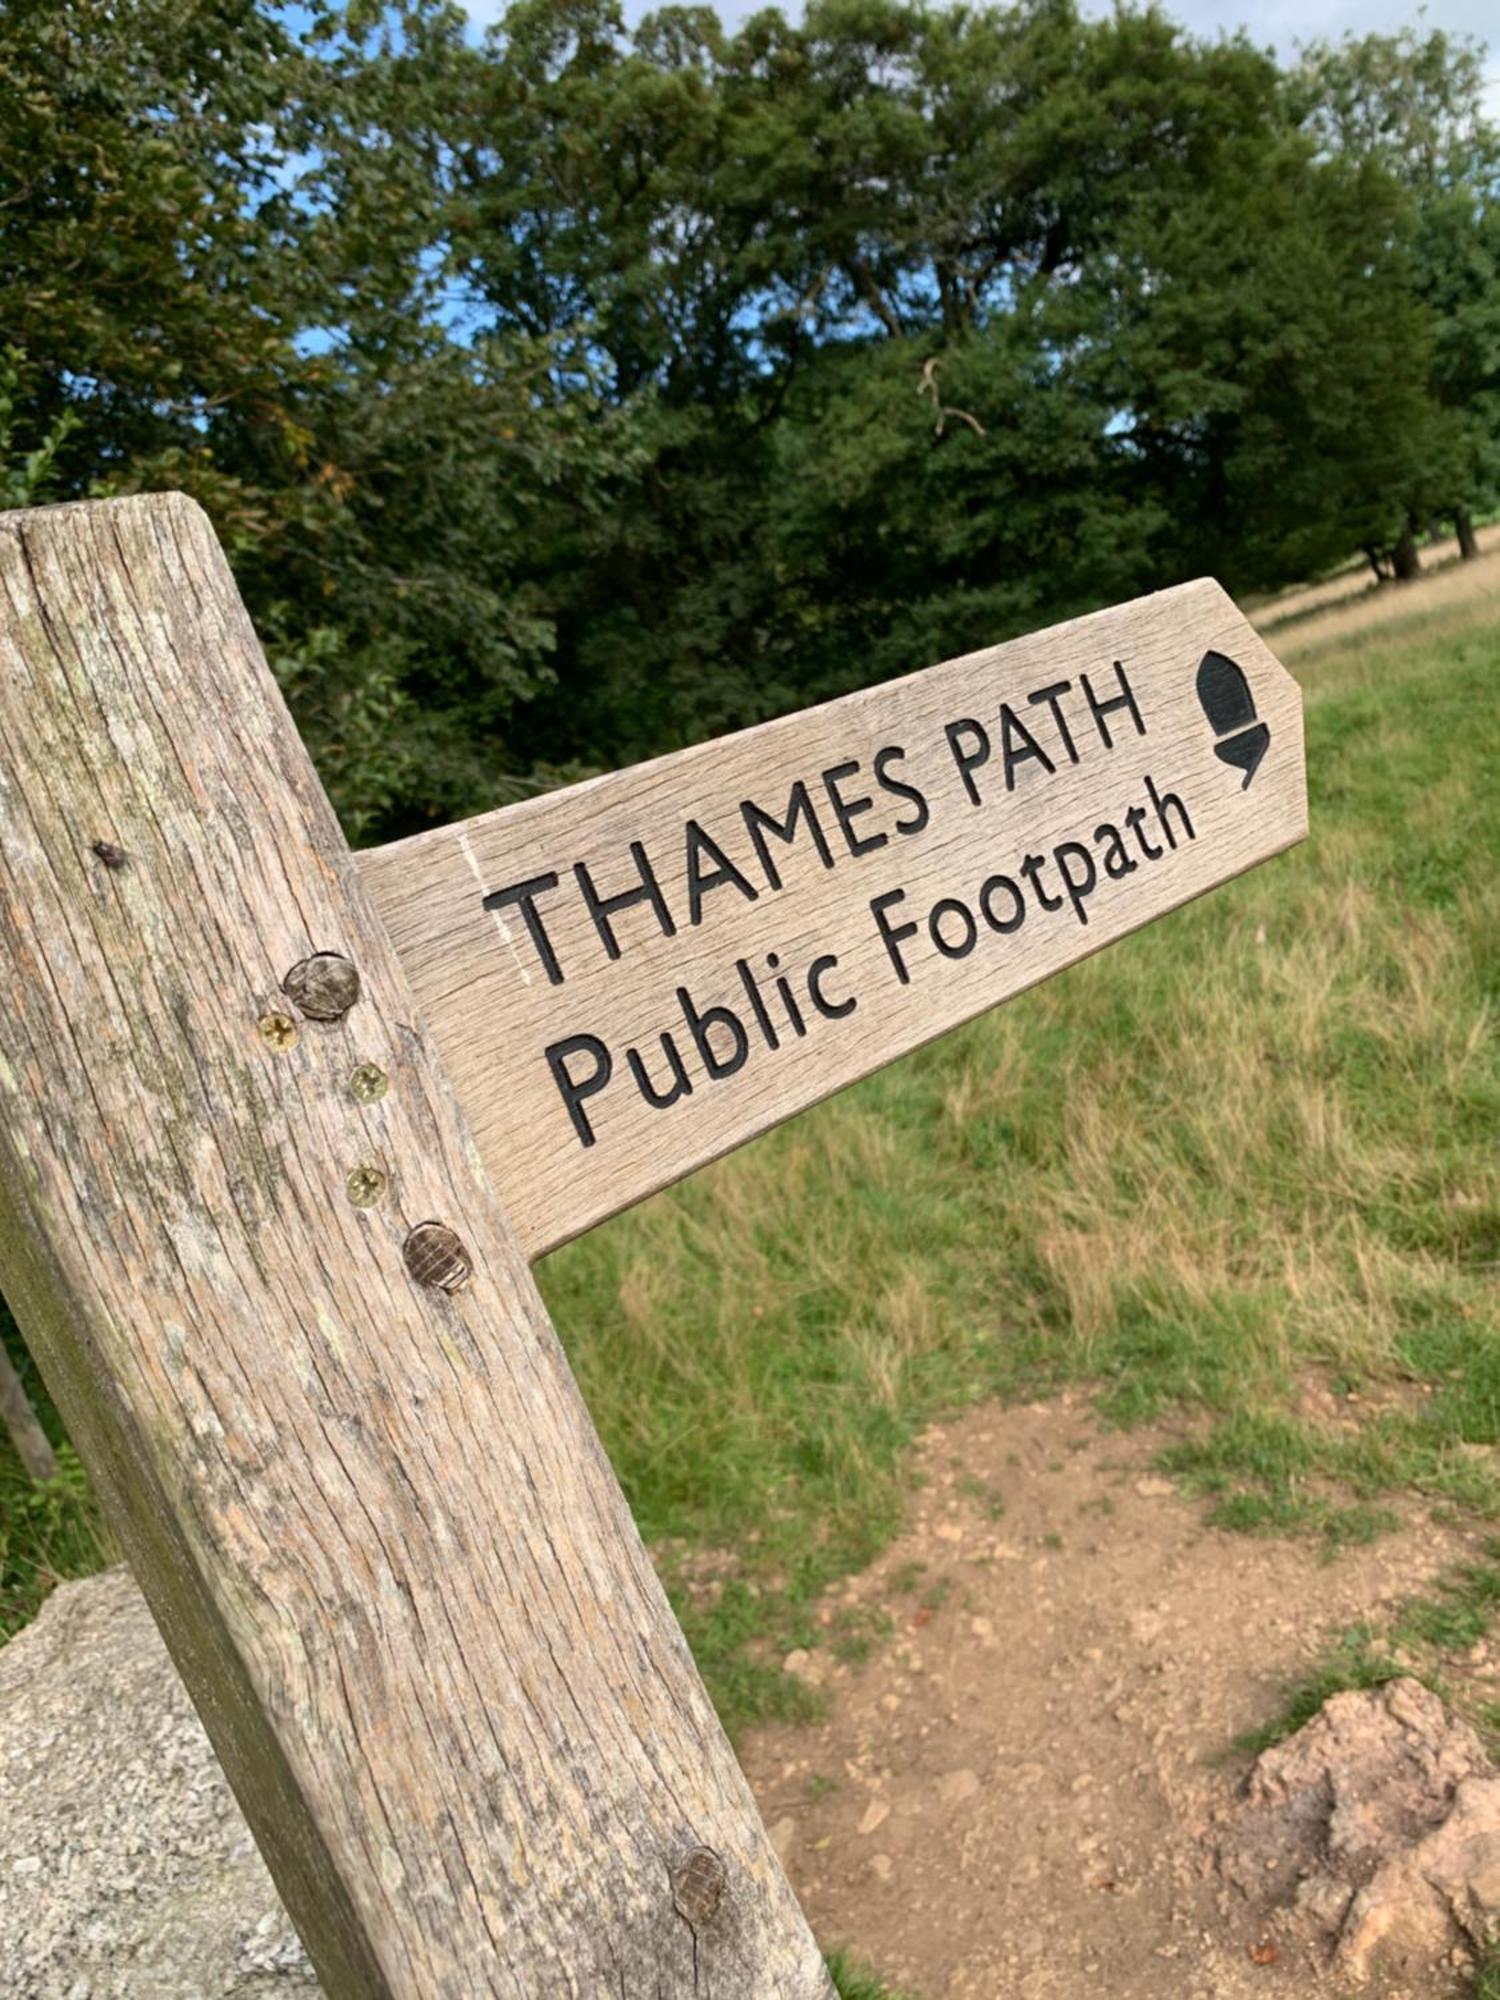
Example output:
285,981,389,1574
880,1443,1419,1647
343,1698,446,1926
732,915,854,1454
1474,1942,1500,2000
826,1949,921,1999
1395,1545,1500,1655
3,598,1499,1767
1245,1537,1500,1759
538,599,1500,1732
1237,1624,1408,1756
0,1303,104,1640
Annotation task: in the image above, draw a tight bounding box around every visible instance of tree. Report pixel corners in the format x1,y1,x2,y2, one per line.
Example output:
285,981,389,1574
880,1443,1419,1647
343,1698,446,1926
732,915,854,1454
0,0,312,504
1068,131,1455,591
1292,27,1500,562
450,1,1277,756
3,0,1489,831
0,0,638,835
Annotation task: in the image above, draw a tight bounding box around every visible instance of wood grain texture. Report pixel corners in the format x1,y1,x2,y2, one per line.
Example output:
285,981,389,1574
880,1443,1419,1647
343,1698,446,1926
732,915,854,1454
361,584,1307,1257
0,495,833,2000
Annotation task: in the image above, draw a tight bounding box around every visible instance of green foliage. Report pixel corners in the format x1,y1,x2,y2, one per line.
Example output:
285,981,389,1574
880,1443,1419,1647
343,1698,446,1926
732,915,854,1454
1474,1941,1500,2000
0,0,1494,832
0,0,632,833
0,349,78,509
1072,141,1454,587
0,0,304,452
0,1447,101,1642
1293,26,1500,547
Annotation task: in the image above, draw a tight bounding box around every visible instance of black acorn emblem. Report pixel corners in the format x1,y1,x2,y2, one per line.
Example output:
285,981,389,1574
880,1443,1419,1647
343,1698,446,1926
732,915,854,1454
1196,651,1270,788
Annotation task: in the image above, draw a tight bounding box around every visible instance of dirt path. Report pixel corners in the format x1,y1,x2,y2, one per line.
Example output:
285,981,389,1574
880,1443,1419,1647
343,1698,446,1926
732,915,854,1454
740,1397,1480,2000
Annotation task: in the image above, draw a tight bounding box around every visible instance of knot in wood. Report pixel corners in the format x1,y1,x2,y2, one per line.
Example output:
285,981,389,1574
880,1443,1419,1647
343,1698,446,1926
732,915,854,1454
283,952,360,1022
671,1846,727,1927
403,1222,471,1293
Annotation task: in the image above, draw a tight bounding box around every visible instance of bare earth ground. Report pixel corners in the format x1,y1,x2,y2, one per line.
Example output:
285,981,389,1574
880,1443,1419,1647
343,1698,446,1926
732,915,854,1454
739,1397,1481,2000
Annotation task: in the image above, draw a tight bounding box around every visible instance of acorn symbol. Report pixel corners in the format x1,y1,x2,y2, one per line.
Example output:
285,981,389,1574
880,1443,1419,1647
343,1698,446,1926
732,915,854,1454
1196,650,1270,789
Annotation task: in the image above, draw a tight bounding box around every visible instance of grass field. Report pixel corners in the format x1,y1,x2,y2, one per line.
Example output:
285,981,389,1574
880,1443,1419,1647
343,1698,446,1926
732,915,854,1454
4,585,1499,1766
542,587,1500,1732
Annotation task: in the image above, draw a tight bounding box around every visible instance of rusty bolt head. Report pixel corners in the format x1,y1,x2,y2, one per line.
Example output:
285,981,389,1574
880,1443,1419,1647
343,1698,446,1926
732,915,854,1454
346,1163,387,1209
403,1222,472,1294
671,1847,727,1927
349,1062,389,1104
257,1012,299,1053
283,952,360,1022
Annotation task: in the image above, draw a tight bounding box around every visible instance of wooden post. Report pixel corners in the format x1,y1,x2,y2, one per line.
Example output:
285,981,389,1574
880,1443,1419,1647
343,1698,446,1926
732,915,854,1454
0,496,833,1999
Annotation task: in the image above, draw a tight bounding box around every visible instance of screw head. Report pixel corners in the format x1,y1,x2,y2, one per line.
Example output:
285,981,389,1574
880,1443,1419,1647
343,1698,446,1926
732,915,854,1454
403,1222,472,1293
346,1163,388,1209
671,1847,727,1927
283,952,360,1022
349,1062,389,1104
257,1012,299,1053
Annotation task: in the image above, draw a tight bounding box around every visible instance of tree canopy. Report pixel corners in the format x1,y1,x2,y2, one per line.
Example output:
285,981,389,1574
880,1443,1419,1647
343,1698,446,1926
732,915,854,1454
2,0,1495,836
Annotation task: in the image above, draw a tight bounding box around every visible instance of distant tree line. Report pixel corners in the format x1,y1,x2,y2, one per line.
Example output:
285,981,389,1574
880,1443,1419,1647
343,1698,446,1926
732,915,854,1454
2,0,1496,838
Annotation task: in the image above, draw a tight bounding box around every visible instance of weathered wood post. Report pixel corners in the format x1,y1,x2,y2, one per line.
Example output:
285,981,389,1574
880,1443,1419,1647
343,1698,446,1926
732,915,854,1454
0,496,834,1998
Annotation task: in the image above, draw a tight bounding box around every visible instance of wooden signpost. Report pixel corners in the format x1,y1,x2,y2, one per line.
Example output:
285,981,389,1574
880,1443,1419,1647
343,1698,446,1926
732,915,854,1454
0,495,1306,1996
362,581,1305,1256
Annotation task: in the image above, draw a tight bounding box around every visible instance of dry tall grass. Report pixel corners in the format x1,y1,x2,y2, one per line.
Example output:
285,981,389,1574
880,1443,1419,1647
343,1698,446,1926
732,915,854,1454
541,589,1500,1727
1258,525,1500,658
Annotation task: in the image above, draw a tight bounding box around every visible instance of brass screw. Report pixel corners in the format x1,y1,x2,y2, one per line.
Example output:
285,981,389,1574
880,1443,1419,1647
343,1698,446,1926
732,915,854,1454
349,1062,389,1104
403,1222,471,1293
346,1163,387,1209
257,1012,299,1053
283,952,361,1022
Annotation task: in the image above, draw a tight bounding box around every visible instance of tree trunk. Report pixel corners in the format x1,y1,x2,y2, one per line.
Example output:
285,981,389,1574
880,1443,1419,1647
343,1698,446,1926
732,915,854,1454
1392,517,1422,582
0,1335,57,1481
1455,506,1479,562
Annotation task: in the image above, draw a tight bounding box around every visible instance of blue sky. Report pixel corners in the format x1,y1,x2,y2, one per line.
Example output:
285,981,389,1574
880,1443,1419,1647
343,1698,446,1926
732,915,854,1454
463,0,1500,117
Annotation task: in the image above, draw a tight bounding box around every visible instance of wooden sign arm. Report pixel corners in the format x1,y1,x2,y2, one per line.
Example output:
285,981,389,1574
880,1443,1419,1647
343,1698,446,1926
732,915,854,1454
358,579,1305,1260
0,495,833,1999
